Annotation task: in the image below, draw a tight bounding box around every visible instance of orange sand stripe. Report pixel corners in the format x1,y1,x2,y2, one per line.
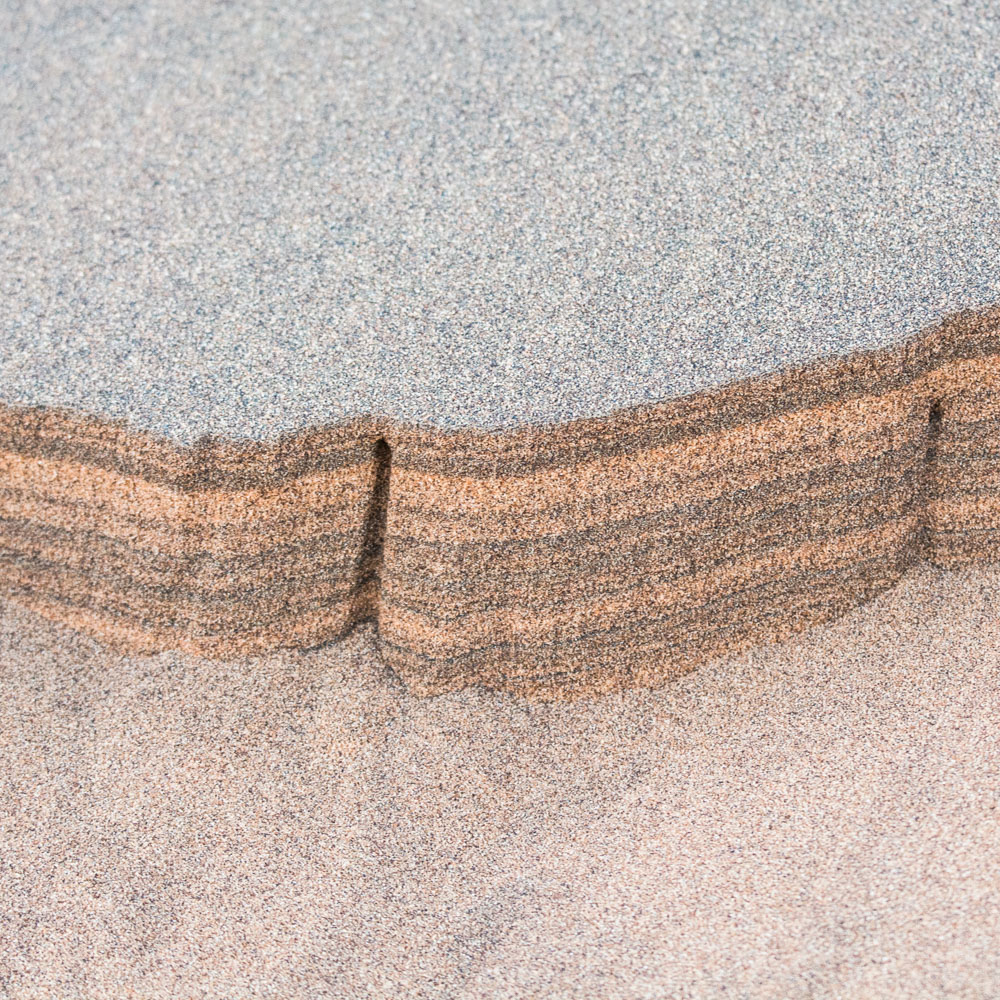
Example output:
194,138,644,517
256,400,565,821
390,384,928,523
14,590,363,659
929,495,1000,529
381,517,920,656
0,453,373,552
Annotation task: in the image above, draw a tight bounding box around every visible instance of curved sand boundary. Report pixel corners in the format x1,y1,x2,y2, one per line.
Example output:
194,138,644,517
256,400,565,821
1,307,997,696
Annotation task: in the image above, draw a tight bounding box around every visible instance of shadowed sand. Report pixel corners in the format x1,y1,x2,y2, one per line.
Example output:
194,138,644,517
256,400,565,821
2,563,998,998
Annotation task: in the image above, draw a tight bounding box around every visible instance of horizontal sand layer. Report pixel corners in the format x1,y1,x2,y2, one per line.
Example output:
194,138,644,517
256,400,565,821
5,1,1000,443
1,308,998,696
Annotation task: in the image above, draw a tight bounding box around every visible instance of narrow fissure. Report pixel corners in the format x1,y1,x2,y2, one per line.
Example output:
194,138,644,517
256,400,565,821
921,398,944,552
926,398,943,464
349,436,392,630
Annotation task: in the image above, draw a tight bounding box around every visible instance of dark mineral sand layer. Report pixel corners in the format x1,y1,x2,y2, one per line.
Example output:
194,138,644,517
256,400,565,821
1,309,997,695
2,564,999,999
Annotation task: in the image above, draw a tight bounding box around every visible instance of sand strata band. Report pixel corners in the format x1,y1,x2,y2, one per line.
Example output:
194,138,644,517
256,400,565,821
1,307,997,697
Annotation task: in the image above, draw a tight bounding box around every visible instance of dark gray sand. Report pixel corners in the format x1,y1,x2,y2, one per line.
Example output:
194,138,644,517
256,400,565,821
3,0,1000,441
2,563,999,999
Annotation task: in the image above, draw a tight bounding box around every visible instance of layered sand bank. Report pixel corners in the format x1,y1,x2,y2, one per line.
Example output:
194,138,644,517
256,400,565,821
2,308,997,696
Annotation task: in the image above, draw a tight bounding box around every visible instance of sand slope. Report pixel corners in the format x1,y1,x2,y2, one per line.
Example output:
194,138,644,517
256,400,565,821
2,564,998,998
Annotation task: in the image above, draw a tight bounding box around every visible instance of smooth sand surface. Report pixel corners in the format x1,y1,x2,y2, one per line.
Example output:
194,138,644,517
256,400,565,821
3,0,1000,441
2,563,998,998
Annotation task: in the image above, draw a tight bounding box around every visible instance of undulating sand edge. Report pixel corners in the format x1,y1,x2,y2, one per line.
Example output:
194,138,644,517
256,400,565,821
1,306,998,697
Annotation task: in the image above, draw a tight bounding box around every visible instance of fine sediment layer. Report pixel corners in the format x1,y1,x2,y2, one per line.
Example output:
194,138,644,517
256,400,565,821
1,307,998,697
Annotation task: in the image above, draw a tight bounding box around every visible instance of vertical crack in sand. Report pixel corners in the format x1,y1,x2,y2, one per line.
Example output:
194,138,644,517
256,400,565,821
922,397,945,554
351,437,392,632
0,308,996,697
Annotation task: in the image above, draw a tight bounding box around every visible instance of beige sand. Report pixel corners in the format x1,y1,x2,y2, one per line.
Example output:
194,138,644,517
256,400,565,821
2,564,999,998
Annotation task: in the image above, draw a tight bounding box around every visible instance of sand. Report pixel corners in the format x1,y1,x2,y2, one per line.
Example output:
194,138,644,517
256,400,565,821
3,2,999,987
2,563,999,998
4,0,1000,694
3,310,998,695
3,0,1000,441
